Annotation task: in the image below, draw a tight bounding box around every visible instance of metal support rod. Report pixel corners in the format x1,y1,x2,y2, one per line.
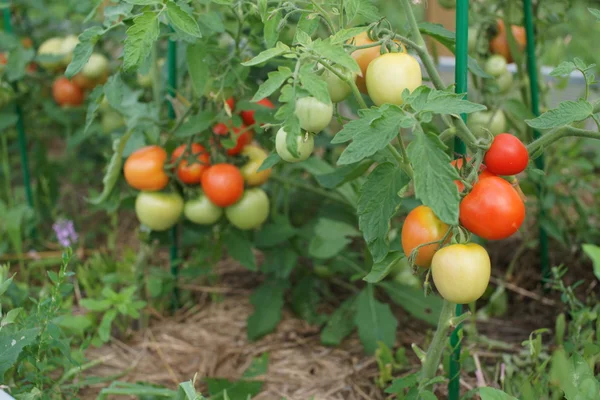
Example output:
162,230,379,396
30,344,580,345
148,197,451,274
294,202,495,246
449,0,469,398
167,38,179,310
523,0,550,282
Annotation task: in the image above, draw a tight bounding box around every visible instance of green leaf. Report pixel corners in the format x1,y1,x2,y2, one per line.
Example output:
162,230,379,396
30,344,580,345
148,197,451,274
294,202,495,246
363,252,403,283
83,86,104,136
468,56,492,78
223,229,256,271
123,0,159,4
241,42,290,66
65,26,105,78
478,387,519,400
407,130,460,225
330,27,369,44
299,65,330,104
206,379,262,400
419,22,455,48
88,129,135,205
174,111,215,137
582,244,600,281
0,112,18,132
526,100,593,130
309,218,360,259
550,61,577,77
0,328,39,380
332,105,413,165
345,0,380,23
420,390,438,400
358,163,410,263
261,247,298,278
251,67,292,102
503,98,536,121
5,47,34,82
242,353,269,378
588,8,600,20
321,297,357,346
405,86,487,116
354,285,397,354
263,10,281,48
380,281,442,326
197,12,225,35
104,73,125,109
80,298,112,311
167,1,202,38
123,12,160,71
247,279,287,340
254,220,297,248
1,308,22,327
291,277,325,325
257,152,280,172
314,160,372,189
385,372,419,393
0,275,13,297
311,38,360,74
98,309,117,342
176,380,205,400
187,44,209,96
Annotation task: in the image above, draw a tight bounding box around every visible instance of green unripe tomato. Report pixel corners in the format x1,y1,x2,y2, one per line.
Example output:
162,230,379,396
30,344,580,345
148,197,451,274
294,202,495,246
320,67,354,103
135,192,183,231
82,53,109,79
37,37,64,70
101,110,125,133
496,70,513,93
467,110,507,137
275,128,314,163
184,193,223,225
60,35,79,66
225,188,270,230
485,55,508,78
294,96,333,133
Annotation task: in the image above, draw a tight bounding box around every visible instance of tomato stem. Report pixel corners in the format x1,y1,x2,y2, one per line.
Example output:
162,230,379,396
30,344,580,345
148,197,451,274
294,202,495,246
420,299,456,384
526,125,600,156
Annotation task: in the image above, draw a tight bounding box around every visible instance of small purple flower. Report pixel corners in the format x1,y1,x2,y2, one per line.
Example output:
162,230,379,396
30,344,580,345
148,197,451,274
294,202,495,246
52,219,79,248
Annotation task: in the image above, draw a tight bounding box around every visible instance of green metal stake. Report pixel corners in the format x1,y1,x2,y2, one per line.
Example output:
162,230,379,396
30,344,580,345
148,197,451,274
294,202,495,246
523,0,550,282
449,0,469,398
2,7,35,215
167,38,179,310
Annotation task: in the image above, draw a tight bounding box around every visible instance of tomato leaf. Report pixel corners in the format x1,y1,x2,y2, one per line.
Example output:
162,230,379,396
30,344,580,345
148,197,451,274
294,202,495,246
345,0,380,23
197,11,225,35
251,67,292,102
331,26,369,44
65,26,105,78
257,152,280,172
526,100,593,130
405,86,487,116
222,228,256,271
582,244,600,281
358,163,410,263
309,218,360,259
186,44,209,96
5,47,34,82
263,10,281,48
385,372,419,394
297,12,319,39
503,98,536,121
242,42,290,66
314,160,372,189
0,112,18,132
88,129,135,205
174,111,215,138
83,86,104,135
254,220,297,248
363,252,403,283
379,281,442,326
261,247,298,278
321,297,357,346
246,279,287,340
299,64,331,104
478,387,519,400
123,11,160,71
104,73,125,109
311,38,361,74
291,277,326,325
407,129,460,225
166,0,202,39
123,0,160,4
332,105,414,165
354,285,398,354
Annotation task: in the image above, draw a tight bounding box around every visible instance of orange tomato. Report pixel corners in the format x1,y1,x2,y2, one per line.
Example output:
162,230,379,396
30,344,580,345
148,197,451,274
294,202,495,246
171,143,210,184
201,163,244,207
401,205,449,268
213,122,254,155
349,31,406,93
489,20,526,63
124,145,169,191
52,77,84,106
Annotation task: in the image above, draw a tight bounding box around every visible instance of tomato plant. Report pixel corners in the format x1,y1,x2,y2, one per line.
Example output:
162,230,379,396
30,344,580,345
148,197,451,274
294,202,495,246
213,122,254,155
171,143,210,185
294,96,333,133
225,188,270,230
275,128,314,162
135,192,184,231
431,243,491,304
184,193,223,225
460,176,526,240
484,134,529,176
52,77,84,106
124,146,169,191
401,206,449,268
201,164,244,207
366,52,422,106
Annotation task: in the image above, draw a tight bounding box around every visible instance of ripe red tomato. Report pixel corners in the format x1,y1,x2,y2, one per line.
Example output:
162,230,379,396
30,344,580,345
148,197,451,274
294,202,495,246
451,158,495,192
225,96,235,112
240,98,275,126
431,243,491,304
201,163,244,207
124,145,169,191
213,122,254,155
401,205,449,268
459,176,525,240
52,77,84,106
171,143,210,184
484,133,529,176
489,20,526,63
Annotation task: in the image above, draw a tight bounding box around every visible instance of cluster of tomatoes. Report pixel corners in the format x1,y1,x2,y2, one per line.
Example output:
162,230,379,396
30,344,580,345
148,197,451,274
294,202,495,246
34,35,110,107
401,134,529,305
124,98,276,232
